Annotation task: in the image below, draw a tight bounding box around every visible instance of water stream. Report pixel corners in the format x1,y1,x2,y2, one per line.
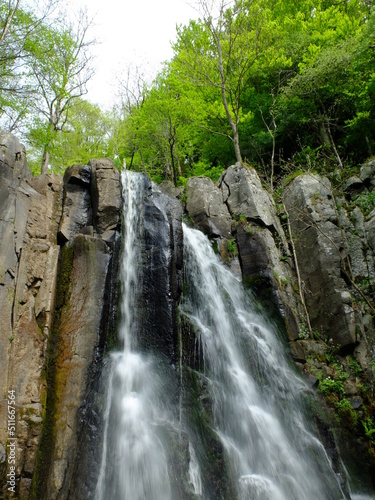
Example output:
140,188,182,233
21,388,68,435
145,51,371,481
95,170,369,499
181,224,345,500
95,171,173,500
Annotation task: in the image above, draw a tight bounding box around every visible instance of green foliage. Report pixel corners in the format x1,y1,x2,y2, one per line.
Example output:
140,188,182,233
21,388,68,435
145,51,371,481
227,237,237,256
335,398,358,426
353,191,375,217
349,359,363,376
27,99,112,173
362,417,375,444
0,2,96,173
2,0,375,179
318,376,345,397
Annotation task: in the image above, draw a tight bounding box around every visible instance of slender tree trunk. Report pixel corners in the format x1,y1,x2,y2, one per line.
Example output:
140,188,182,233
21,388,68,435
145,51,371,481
169,138,177,187
0,0,21,46
216,25,242,164
324,116,343,169
41,148,50,175
129,149,135,169
283,203,314,338
139,149,145,172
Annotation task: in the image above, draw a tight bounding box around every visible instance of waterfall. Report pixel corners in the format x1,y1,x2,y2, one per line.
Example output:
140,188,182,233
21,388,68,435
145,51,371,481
180,224,345,500
95,171,173,500
94,170,366,499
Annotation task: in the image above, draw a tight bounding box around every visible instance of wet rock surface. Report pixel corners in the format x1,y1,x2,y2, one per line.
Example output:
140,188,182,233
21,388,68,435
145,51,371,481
140,179,183,362
1,132,375,496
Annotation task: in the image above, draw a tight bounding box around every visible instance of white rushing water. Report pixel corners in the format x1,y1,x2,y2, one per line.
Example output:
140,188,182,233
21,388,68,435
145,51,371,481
181,224,345,500
95,170,367,499
95,171,173,500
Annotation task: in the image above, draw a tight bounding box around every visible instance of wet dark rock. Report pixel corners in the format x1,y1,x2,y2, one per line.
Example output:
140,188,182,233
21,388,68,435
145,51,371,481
139,182,183,362
63,164,91,186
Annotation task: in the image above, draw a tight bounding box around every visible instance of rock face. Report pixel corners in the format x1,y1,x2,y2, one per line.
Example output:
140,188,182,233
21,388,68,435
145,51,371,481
0,133,63,499
185,164,302,339
141,178,183,362
0,134,122,499
219,163,282,233
34,163,121,500
58,165,92,243
185,176,232,239
283,175,358,351
1,132,375,495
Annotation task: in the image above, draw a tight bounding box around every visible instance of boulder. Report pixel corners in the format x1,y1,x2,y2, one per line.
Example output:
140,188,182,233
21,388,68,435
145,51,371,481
185,176,232,238
219,163,282,235
343,176,366,197
360,160,375,190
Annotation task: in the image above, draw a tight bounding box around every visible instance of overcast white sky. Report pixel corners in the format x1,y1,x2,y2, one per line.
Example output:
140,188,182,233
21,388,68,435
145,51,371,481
65,0,199,109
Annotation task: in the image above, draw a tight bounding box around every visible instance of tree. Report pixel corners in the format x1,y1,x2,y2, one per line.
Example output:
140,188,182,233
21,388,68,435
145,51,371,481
26,98,112,173
0,0,21,47
27,8,95,174
0,0,58,132
173,0,284,164
274,0,374,168
121,64,204,184
114,64,148,170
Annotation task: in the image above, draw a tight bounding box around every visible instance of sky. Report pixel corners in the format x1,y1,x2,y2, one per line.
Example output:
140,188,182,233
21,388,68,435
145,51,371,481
65,0,199,109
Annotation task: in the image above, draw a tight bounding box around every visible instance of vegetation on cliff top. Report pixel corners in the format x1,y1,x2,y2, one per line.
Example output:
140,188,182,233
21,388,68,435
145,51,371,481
1,0,374,182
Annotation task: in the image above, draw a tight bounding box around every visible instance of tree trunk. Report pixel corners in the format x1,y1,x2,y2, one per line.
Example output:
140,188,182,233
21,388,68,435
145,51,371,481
41,149,50,175
216,25,242,164
169,138,178,187
0,0,21,46
324,116,343,169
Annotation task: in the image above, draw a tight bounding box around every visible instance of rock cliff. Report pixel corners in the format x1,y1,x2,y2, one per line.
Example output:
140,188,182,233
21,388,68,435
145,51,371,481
0,135,122,499
181,163,375,489
1,132,374,496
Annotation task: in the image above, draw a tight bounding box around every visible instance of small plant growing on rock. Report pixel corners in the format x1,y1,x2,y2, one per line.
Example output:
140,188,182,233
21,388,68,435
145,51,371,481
349,359,362,376
318,376,345,397
227,238,237,256
362,417,375,450
335,398,358,426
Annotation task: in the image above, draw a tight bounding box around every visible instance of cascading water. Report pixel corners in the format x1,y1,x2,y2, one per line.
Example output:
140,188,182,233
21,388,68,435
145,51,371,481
180,224,346,500
95,171,173,500
94,170,371,499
